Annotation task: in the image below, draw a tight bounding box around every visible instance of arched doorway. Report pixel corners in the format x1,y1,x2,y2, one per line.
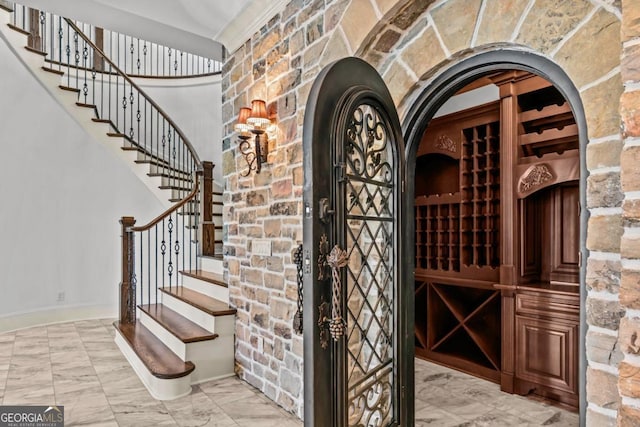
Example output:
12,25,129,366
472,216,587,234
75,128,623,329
402,49,588,424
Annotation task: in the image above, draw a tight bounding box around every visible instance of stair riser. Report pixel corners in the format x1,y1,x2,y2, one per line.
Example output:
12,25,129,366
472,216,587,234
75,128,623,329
114,329,192,400
138,311,234,383
139,310,188,360
185,214,223,227
167,187,192,200
160,175,193,187
35,69,64,88
181,275,229,303
199,257,224,273
188,336,235,384
160,291,235,335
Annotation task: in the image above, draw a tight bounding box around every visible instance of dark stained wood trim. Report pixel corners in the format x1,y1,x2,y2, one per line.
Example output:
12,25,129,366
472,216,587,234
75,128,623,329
180,270,227,287
114,320,195,379
93,27,104,71
7,23,29,36
41,66,64,76
127,71,222,80
59,85,80,94
158,184,192,191
131,175,200,232
138,303,218,343
24,45,46,56
120,216,136,324
27,8,41,51
160,287,236,317
0,1,13,13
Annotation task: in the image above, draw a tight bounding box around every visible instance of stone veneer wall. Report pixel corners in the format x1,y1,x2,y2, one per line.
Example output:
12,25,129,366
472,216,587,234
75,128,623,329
220,0,631,422
617,0,640,426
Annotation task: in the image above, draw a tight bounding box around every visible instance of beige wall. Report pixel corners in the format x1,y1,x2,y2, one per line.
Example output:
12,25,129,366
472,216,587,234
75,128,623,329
221,0,637,423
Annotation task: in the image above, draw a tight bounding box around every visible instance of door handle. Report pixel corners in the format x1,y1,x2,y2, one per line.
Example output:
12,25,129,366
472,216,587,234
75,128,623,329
326,245,347,341
318,198,334,224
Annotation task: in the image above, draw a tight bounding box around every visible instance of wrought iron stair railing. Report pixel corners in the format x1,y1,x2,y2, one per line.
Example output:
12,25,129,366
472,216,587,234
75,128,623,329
10,4,221,78
4,4,219,325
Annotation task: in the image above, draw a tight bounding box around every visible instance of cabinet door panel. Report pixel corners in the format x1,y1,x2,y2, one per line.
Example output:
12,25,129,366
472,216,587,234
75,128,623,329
549,184,579,283
515,316,578,394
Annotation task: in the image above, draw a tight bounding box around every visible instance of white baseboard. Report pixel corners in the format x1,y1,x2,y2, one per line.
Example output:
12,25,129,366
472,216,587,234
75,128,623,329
0,304,117,333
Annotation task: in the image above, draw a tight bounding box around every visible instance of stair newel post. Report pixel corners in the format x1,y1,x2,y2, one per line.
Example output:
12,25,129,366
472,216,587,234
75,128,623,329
93,27,104,71
202,162,216,257
27,8,41,51
120,216,137,324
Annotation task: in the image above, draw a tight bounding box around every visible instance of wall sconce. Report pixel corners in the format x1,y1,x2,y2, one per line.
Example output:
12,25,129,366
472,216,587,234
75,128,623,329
235,99,271,176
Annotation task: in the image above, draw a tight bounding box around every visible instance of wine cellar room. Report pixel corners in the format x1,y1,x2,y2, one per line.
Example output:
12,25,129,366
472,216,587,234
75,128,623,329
414,70,581,410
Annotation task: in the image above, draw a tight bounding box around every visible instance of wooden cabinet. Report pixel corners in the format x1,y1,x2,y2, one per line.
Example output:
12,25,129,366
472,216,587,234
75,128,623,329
414,71,581,410
514,286,580,408
414,102,502,382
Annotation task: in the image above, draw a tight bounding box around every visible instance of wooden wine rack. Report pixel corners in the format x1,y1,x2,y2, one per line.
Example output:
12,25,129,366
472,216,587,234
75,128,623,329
415,71,581,410
460,122,500,269
414,102,502,381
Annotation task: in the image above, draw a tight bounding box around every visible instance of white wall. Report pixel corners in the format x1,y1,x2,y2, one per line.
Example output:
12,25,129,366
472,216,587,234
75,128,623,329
433,84,499,118
136,75,223,184
0,37,166,332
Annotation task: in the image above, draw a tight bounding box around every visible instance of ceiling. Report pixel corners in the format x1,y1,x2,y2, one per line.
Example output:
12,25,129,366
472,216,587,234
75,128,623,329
17,0,288,60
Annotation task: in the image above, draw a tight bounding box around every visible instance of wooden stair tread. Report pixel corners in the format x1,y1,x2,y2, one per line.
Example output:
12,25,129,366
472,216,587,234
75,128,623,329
42,66,64,76
59,85,80,93
114,320,194,379
0,4,14,13
7,23,29,36
138,303,218,343
180,270,227,287
160,286,235,316
24,45,47,56
159,184,192,191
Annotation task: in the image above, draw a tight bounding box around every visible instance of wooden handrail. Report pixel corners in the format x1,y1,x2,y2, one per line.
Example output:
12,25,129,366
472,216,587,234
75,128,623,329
129,171,201,233
63,17,202,168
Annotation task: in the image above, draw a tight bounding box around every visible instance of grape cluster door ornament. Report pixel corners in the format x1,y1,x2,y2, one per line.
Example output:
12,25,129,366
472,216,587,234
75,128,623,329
303,57,413,426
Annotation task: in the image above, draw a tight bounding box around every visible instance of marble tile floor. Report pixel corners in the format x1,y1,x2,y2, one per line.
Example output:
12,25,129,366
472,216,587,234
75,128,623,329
0,319,578,426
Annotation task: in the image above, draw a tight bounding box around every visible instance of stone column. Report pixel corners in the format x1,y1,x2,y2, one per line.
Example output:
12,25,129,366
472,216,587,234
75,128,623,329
617,1,640,426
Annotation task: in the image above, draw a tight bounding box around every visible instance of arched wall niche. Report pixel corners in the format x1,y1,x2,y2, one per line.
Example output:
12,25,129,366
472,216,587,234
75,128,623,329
396,47,590,422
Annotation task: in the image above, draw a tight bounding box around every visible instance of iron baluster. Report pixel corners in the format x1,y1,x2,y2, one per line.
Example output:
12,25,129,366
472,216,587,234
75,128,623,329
122,81,127,136
82,41,88,103
73,31,79,88
167,216,174,288
161,218,166,290
140,231,143,307
167,47,171,76
65,21,70,85
147,230,150,306
155,226,158,304
91,68,96,110
142,42,147,75
129,37,134,75
175,210,181,285
129,87,134,140
38,11,45,54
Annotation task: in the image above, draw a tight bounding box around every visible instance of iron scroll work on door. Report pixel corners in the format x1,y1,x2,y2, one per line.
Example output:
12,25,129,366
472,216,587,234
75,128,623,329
302,57,411,427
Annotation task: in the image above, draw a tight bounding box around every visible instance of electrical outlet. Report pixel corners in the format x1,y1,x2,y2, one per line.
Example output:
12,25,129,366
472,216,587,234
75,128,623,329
57,291,65,302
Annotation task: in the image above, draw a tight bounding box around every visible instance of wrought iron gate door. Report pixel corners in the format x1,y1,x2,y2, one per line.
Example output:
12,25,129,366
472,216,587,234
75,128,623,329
303,57,413,426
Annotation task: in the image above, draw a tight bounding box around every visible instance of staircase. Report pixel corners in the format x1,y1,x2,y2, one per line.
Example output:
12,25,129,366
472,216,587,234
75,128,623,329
0,3,233,400
114,255,234,400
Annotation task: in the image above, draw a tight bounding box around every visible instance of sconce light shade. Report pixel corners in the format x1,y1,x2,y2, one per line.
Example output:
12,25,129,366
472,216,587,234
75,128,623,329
235,100,274,176
234,107,253,135
247,99,271,131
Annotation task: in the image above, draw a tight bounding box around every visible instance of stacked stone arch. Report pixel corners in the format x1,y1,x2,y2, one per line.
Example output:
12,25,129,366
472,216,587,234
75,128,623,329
220,0,639,423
